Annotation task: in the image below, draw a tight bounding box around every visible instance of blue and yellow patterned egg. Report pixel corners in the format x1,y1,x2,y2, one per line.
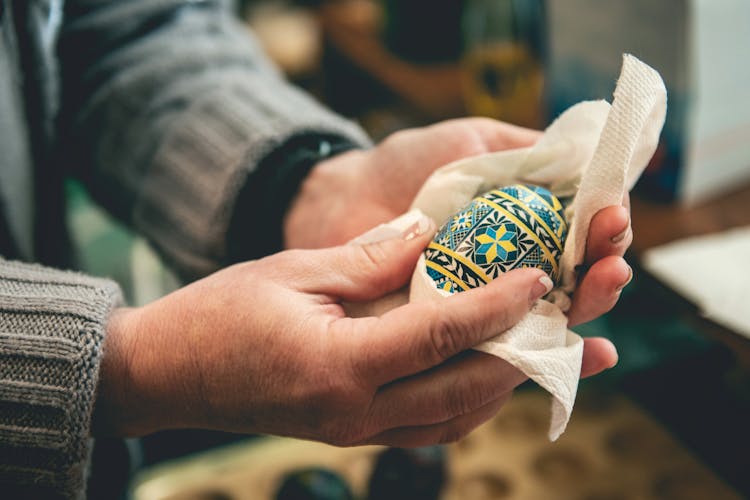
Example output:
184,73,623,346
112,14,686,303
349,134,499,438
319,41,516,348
425,184,568,294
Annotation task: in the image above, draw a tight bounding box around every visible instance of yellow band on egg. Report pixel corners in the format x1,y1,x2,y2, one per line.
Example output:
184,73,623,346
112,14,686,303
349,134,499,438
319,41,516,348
425,259,469,291
490,188,565,251
515,184,563,212
476,196,559,275
428,242,492,284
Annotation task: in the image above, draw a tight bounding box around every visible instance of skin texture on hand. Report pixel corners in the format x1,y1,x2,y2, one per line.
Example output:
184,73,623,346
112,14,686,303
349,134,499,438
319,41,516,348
285,118,541,250
93,224,611,445
95,227,534,441
94,118,627,444
285,118,631,344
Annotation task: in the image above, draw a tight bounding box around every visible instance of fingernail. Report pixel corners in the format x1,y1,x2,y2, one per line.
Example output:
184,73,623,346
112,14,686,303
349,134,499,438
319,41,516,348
402,215,434,241
611,224,631,244
530,274,554,302
616,265,633,292
608,347,620,368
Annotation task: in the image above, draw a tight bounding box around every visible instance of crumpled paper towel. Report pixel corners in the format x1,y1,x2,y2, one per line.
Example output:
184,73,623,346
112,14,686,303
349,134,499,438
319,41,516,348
349,55,667,440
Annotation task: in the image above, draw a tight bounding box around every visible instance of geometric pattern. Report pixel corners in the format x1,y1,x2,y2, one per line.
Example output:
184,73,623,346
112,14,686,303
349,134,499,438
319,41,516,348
425,184,568,294
474,223,518,265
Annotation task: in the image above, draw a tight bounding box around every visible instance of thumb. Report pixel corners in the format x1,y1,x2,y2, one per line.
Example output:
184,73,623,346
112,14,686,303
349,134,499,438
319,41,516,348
297,215,436,301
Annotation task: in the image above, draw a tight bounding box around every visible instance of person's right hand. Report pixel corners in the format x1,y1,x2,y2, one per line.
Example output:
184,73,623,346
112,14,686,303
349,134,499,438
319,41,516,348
93,215,614,446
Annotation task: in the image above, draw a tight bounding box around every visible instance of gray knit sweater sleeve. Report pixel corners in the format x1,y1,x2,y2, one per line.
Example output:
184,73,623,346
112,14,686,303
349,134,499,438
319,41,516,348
57,0,372,281
0,258,121,499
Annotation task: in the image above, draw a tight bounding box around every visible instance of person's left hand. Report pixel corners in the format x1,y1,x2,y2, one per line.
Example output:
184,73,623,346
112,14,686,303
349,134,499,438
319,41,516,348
285,118,540,250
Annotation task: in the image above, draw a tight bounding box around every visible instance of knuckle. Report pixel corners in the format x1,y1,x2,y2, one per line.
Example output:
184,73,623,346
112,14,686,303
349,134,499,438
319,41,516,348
318,407,372,447
265,249,298,267
441,380,477,421
338,245,386,288
463,284,522,339
254,250,303,278
386,128,412,144
231,259,260,276
357,242,390,272
468,116,496,129
495,302,516,332
310,369,372,447
427,313,463,363
279,248,308,264
321,421,363,447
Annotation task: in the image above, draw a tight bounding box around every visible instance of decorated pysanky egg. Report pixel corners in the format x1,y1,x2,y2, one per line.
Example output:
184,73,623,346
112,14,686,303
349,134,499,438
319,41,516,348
425,184,568,294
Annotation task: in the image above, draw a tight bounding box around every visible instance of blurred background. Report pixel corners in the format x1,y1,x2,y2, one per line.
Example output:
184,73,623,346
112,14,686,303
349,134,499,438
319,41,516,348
68,1,750,498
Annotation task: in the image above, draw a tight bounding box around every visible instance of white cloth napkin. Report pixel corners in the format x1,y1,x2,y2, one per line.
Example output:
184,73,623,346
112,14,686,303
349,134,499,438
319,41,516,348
349,55,667,440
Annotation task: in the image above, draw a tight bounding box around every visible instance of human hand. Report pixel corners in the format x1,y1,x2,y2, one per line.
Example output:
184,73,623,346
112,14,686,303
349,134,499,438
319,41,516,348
567,195,633,328
285,118,632,332
93,217,613,445
285,118,540,250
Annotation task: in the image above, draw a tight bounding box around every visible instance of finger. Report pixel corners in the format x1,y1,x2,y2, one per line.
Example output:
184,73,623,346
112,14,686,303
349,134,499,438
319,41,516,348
363,339,618,448
585,205,631,264
363,393,511,448
581,337,618,378
346,267,552,386
467,117,542,150
367,351,526,430
285,216,436,301
567,256,632,327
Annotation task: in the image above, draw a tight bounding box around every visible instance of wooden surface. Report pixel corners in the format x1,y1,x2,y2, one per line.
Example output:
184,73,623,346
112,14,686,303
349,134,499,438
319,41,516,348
630,182,750,257
131,390,741,500
630,182,750,361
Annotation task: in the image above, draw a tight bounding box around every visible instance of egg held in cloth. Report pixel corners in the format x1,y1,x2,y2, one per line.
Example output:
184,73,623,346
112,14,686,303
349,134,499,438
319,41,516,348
424,184,568,294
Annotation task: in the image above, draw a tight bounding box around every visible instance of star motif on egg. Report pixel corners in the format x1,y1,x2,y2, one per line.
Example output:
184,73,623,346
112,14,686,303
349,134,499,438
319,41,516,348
425,184,568,293
474,223,518,265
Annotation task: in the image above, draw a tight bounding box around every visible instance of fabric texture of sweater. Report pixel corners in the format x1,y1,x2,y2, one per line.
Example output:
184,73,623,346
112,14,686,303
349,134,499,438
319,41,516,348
0,0,371,497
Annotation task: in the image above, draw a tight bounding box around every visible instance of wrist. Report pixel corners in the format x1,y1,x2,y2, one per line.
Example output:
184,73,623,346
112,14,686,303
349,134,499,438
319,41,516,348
93,308,146,436
283,148,367,249
93,306,193,437
226,135,363,262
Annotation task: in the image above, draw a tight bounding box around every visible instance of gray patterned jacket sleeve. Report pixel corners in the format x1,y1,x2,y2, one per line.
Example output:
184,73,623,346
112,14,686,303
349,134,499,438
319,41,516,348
57,0,371,281
0,258,122,499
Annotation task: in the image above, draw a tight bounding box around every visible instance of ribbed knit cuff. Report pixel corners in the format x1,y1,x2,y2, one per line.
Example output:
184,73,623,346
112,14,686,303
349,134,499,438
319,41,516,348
225,133,361,262
0,259,122,499
132,78,372,282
